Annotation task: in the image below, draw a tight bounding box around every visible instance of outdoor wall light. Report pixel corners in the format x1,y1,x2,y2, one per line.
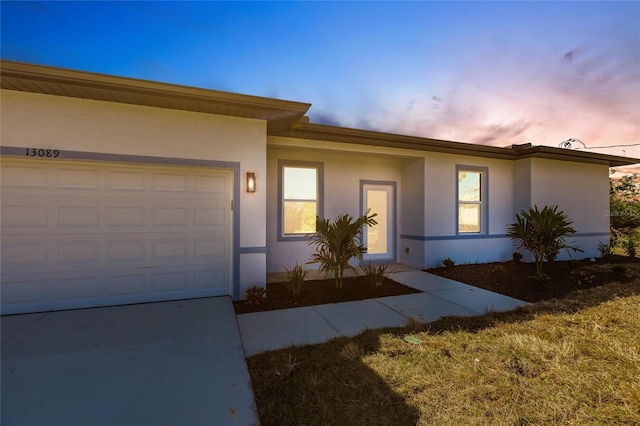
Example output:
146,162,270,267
247,172,256,193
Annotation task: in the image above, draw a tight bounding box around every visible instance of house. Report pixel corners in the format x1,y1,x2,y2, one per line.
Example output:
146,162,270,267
1,60,637,315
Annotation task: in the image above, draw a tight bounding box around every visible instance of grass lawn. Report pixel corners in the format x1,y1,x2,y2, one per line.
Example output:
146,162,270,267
247,277,640,425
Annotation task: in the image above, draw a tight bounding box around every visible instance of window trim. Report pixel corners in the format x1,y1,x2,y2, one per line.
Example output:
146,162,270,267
456,165,488,235
277,159,324,242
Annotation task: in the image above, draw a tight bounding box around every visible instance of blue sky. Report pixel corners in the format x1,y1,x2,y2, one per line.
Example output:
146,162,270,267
2,1,639,162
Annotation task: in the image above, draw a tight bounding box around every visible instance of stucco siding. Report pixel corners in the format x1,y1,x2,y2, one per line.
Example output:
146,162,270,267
529,158,609,233
2,89,268,299
423,153,515,238
513,159,532,214
425,238,514,268
399,158,426,268
420,153,516,267
266,146,403,273
529,158,610,259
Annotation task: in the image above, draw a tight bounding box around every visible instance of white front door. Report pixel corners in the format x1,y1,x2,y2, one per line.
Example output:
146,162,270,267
362,182,396,261
1,158,233,314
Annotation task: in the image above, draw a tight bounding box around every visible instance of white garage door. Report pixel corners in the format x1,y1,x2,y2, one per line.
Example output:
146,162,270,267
1,158,232,315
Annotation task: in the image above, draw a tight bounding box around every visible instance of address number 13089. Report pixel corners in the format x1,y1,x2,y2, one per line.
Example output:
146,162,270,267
26,148,60,158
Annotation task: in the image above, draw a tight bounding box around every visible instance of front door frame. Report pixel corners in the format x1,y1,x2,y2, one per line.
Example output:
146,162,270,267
360,180,397,263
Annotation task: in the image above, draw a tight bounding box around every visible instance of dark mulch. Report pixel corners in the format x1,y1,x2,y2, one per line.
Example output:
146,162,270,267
233,276,421,314
427,255,640,303
234,256,640,314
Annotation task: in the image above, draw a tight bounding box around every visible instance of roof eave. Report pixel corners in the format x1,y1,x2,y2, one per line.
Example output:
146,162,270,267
514,146,640,167
0,60,311,124
273,122,640,167
276,121,518,160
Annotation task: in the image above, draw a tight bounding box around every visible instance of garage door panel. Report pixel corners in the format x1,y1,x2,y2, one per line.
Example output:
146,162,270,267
153,172,190,192
151,239,188,262
194,268,228,290
195,173,230,194
195,206,228,226
107,273,151,296
52,275,102,301
1,158,233,314
194,238,227,257
57,240,101,268
1,241,48,271
1,163,50,188
151,272,188,293
1,278,47,305
106,169,147,191
107,240,147,265
107,205,146,227
57,204,100,228
152,205,188,226
57,167,100,189
2,199,48,228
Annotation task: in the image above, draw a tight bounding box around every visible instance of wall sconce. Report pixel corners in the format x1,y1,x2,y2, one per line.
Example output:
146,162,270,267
246,172,256,193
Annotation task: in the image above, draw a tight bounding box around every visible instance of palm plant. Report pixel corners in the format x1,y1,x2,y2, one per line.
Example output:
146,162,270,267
507,205,583,274
307,210,377,288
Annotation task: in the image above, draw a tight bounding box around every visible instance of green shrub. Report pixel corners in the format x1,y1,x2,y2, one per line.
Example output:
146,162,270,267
571,267,596,286
597,241,613,260
528,271,551,286
507,205,582,274
611,264,626,281
283,263,307,295
512,252,523,263
443,258,455,269
307,210,377,288
489,265,506,276
244,285,266,306
623,238,637,257
360,261,389,287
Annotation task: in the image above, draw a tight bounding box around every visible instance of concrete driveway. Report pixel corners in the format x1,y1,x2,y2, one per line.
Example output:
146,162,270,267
1,297,259,426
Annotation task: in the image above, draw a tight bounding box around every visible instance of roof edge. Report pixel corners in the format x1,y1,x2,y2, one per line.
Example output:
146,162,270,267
277,121,640,167
1,60,311,122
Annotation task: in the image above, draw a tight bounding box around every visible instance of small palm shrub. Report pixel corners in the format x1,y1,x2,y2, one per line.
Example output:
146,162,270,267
623,238,637,257
307,210,377,288
512,252,523,263
611,264,626,281
597,241,613,261
360,261,389,287
443,258,455,273
571,267,596,286
529,271,551,286
489,265,506,276
244,285,266,306
507,205,583,274
283,263,307,295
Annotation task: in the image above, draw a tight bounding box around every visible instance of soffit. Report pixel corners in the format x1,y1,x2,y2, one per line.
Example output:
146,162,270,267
0,60,311,128
273,122,640,167
274,122,519,160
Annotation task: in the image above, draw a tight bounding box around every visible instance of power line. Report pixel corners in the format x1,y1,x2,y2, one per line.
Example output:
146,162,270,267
558,138,640,150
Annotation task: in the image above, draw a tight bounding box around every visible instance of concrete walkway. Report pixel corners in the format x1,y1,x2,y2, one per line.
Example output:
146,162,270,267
1,269,528,425
238,270,529,356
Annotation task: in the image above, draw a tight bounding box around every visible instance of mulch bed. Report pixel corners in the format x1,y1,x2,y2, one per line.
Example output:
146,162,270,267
234,256,640,314
233,276,421,314
427,255,640,303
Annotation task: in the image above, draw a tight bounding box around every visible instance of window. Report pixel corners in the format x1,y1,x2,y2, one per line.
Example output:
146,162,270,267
457,167,486,234
278,160,323,240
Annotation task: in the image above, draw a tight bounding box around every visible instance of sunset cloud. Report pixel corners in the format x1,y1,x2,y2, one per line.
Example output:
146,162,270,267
1,1,638,157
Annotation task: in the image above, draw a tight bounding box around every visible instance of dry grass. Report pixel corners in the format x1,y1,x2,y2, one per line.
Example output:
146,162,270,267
247,279,640,425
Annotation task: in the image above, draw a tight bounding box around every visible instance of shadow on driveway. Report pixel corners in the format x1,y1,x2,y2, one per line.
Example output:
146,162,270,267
1,297,258,426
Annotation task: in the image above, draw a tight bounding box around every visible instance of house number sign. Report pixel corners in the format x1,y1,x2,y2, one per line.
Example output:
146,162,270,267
25,148,60,158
